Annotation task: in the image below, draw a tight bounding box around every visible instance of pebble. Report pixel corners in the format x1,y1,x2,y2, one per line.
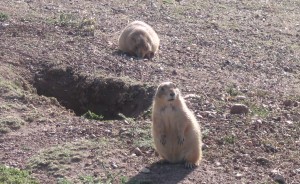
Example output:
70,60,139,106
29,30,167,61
133,147,143,156
202,144,208,150
119,128,127,134
235,173,243,179
230,104,249,114
104,129,112,134
256,119,262,124
291,115,299,122
111,162,118,169
256,157,270,165
272,116,281,121
130,153,137,157
272,174,286,184
71,157,82,162
285,120,293,124
283,99,293,106
235,95,246,101
207,112,216,118
141,167,150,173
215,161,221,166
196,114,203,119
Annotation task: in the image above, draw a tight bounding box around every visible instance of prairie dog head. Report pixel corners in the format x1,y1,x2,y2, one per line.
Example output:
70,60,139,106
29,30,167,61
132,33,154,59
154,82,180,103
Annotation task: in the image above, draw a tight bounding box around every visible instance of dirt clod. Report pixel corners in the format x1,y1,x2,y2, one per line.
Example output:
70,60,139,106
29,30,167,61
230,104,249,114
133,147,143,156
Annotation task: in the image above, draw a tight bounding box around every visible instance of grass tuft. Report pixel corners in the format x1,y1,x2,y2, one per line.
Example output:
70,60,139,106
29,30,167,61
82,110,104,120
0,165,38,184
0,12,9,22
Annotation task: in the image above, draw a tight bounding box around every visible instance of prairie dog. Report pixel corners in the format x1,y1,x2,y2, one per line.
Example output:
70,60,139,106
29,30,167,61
152,82,202,168
118,21,160,59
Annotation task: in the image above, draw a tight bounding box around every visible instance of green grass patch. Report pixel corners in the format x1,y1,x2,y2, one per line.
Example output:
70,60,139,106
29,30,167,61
82,110,104,120
250,104,269,118
28,139,108,179
131,123,153,149
226,85,240,96
0,12,9,21
163,0,174,4
0,116,25,134
79,175,99,184
53,13,96,36
223,135,236,144
0,165,38,184
57,177,72,184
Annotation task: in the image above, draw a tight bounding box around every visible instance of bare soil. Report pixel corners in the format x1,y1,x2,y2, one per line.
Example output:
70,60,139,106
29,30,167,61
0,0,299,183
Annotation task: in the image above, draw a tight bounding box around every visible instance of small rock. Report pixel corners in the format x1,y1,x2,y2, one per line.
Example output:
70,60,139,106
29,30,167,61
285,120,293,124
0,23,9,28
172,70,178,75
130,153,137,157
283,100,293,107
235,173,243,179
104,129,112,134
119,128,127,134
71,157,82,162
256,119,262,124
84,162,92,167
133,147,143,156
271,169,279,174
283,66,292,73
230,104,249,114
291,115,299,122
295,168,300,173
202,143,208,150
264,144,278,153
235,95,246,101
207,104,216,110
256,157,270,165
111,162,118,169
215,161,221,166
196,114,203,119
141,167,150,174
184,94,201,99
272,116,281,121
272,174,286,184
207,112,216,118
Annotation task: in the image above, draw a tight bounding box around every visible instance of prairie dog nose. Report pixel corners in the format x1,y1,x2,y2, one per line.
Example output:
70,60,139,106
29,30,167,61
170,92,175,97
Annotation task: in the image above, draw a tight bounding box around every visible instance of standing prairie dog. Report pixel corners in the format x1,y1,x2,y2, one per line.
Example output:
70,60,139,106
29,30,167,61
118,21,160,59
152,82,202,168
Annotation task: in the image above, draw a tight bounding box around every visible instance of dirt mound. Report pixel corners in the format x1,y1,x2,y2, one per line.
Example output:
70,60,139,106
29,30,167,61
34,65,155,119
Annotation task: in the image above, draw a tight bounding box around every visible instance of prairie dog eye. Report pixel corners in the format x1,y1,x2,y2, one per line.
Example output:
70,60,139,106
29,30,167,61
161,87,165,91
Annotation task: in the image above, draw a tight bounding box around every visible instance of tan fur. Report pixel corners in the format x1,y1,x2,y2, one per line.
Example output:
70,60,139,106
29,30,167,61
152,82,202,168
118,21,160,59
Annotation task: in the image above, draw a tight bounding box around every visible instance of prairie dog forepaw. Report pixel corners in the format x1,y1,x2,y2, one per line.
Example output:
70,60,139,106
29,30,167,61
185,162,198,169
177,136,184,145
160,134,166,145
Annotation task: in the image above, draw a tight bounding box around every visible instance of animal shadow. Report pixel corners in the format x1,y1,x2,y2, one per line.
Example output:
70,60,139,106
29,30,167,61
126,161,195,184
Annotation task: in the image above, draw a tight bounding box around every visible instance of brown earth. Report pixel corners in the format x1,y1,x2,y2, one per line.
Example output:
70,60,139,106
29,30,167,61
0,0,299,183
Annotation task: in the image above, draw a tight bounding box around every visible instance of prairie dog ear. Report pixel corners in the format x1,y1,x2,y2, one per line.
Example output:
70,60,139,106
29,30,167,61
155,85,165,98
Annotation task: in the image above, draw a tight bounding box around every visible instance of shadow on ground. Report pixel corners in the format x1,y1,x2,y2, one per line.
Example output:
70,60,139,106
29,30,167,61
126,162,195,184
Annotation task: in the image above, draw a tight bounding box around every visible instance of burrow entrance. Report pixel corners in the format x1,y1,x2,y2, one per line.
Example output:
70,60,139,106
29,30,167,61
34,65,155,120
